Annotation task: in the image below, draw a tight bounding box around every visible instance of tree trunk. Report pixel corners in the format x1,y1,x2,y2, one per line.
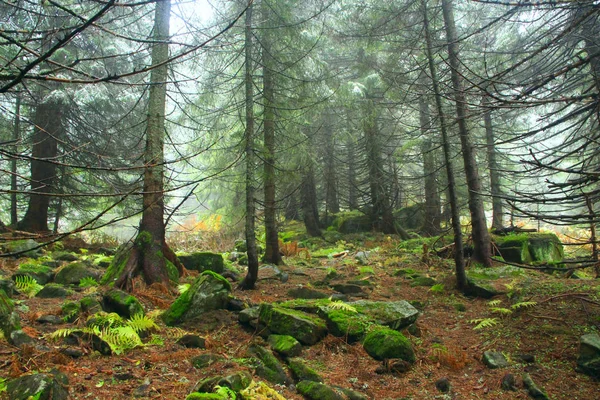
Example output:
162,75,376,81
239,2,260,290
420,91,441,236
482,94,504,230
441,0,492,267
324,114,340,215
10,94,20,226
115,0,182,290
18,100,63,232
363,97,395,234
301,164,321,237
262,0,282,265
422,0,468,291
347,129,359,210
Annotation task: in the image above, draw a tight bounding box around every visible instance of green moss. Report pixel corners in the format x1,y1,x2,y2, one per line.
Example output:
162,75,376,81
288,358,323,382
103,288,144,318
268,334,302,357
165,259,179,283
201,270,232,291
362,327,415,362
80,295,102,313
16,262,52,275
324,309,371,343
277,298,332,313
61,300,81,322
259,304,327,345
296,381,344,400
135,231,153,247
185,393,230,400
100,244,131,285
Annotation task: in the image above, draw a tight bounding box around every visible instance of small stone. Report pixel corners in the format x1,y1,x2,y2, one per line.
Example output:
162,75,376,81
501,373,517,391
36,315,63,325
482,350,509,369
331,283,365,295
522,373,549,399
191,353,223,369
61,347,85,358
176,334,206,349
9,330,35,347
36,284,73,299
435,377,450,393
516,353,535,363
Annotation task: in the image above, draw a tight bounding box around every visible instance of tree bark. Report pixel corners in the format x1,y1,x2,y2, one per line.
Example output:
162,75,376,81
262,0,282,265
363,97,395,234
441,0,492,267
420,90,441,236
482,94,504,230
239,2,260,290
18,100,63,232
422,0,468,291
10,94,20,226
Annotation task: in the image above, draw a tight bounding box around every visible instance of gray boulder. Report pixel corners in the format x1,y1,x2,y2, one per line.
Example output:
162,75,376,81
7,370,69,400
258,304,327,345
162,271,231,326
349,300,419,330
482,351,509,369
0,289,20,339
102,288,144,319
36,283,73,299
178,252,224,273
3,239,41,258
577,333,600,379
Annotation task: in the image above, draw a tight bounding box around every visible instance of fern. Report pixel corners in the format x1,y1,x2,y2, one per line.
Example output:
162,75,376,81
126,313,160,334
163,327,190,340
79,277,98,288
511,301,537,310
430,283,445,293
327,299,357,313
214,385,237,399
49,328,76,340
87,312,124,329
100,326,143,355
470,318,500,330
147,334,164,346
490,307,513,315
14,275,43,297
487,299,502,307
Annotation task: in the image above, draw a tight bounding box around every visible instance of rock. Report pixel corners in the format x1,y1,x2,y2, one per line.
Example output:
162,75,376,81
247,344,291,385
287,287,329,299
287,358,323,382
349,300,419,331
114,372,135,381
409,276,437,287
296,380,345,400
355,251,370,265
435,377,451,393
337,387,369,400
191,353,223,369
177,334,206,348
0,289,21,339
516,353,535,363
61,301,81,323
12,263,54,285
178,252,224,273
362,327,415,363
482,351,509,369
0,279,17,297
331,212,372,234
501,373,517,391
61,347,85,358
3,239,41,258
52,251,79,262
79,295,103,313
10,329,35,347
258,304,327,345
162,271,231,326
133,381,152,397
465,279,501,299
37,315,63,325
577,333,600,379
522,373,549,399
330,283,366,296
7,370,69,400
494,232,563,265
268,334,302,357
54,262,101,285
102,288,144,319
227,298,247,312
394,204,425,231
321,308,371,343
36,283,73,298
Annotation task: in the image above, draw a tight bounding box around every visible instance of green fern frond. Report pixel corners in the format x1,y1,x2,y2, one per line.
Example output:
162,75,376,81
487,299,502,307
14,275,43,297
87,312,124,329
48,328,76,340
490,307,513,315
100,326,142,355
470,318,500,330
430,283,445,293
164,327,190,339
147,334,164,346
327,300,357,313
511,301,537,310
79,277,98,288
126,313,160,333
214,385,237,399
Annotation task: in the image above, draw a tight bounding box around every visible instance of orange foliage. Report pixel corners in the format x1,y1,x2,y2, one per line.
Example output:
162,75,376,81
278,240,311,259
430,344,469,370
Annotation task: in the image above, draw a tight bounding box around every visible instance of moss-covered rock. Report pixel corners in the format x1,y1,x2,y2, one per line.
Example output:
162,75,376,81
331,211,372,233
393,203,425,231
0,279,17,297
100,242,132,285
577,333,600,380
6,370,69,400
102,288,144,318
12,262,54,284
61,300,81,323
185,393,229,400
494,232,563,265
0,289,21,339
322,308,371,343
54,262,101,285
52,251,78,262
162,271,231,326
287,358,323,382
178,252,224,273
258,304,327,345
296,380,345,400
191,353,224,369
349,300,419,331
362,327,415,362
79,294,103,313
36,283,73,298
409,276,436,287
2,239,42,258
268,334,302,357
247,344,291,385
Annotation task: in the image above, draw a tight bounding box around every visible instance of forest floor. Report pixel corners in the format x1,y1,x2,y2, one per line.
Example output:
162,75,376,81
1,228,599,400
